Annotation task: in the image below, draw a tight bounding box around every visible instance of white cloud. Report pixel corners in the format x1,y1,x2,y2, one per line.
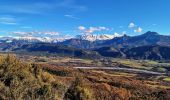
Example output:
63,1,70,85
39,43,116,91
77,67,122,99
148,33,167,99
113,32,123,38
0,17,18,25
42,31,60,35
113,32,125,37
78,26,86,31
99,27,109,31
134,27,143,33
88,27,100,33
0,22,18,25
64,14,79,19
128,22,135,28
114,32,120,36
128,22,143,33
86,27,109,33
87,27,102,33
11,31,60,37
78,26,110,34
12,31,32,36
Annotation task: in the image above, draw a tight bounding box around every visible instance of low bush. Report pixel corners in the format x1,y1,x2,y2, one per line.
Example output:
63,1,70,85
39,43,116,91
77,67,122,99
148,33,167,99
0,55,60,100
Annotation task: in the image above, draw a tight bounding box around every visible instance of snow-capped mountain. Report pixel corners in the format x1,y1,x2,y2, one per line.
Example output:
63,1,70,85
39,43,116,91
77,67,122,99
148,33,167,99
0,33,123,43
76,33,123,41
0,36,15,43
0,36,73,43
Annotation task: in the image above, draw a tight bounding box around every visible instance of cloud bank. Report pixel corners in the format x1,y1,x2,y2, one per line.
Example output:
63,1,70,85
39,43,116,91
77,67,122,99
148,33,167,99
78,26,110,34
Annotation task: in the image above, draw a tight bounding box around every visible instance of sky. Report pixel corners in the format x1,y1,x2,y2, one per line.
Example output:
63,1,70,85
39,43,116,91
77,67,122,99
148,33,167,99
0,0,170,37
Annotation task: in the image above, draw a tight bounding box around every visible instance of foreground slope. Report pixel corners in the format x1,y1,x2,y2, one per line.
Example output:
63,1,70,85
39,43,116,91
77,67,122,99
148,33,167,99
0,55,170,100
0,55,61,99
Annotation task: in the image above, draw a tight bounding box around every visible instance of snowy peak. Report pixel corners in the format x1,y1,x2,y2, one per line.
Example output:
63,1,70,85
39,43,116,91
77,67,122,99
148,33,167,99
76,33,123,41
0,33,123,43
0,36,73,43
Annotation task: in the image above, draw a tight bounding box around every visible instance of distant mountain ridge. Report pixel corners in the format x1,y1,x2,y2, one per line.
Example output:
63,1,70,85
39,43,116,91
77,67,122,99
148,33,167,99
125,45,170,60
1,31,170,60
94,45,170,60
1,41,170,60
0,43,100,59
98,31,170,48
2,31,170,49
0,33,122,44
60,31,170,49
0,36,72,43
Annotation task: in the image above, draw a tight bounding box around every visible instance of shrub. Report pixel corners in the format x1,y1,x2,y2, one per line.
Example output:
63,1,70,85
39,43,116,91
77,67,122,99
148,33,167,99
0,55,61,99
64,77,94,100
41,72,55,83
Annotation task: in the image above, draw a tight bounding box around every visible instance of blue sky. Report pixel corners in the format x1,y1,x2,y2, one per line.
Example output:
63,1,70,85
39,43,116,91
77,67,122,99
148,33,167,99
0,0,170,37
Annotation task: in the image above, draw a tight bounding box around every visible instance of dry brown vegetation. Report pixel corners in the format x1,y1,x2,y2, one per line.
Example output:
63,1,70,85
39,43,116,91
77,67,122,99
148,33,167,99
0,54,170,100
0,55,64,99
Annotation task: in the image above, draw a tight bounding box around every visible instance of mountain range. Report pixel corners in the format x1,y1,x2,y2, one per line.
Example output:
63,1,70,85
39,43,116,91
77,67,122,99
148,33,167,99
60,31,170,49
0,33,122,43
1,31,170,60
98,31,170,48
